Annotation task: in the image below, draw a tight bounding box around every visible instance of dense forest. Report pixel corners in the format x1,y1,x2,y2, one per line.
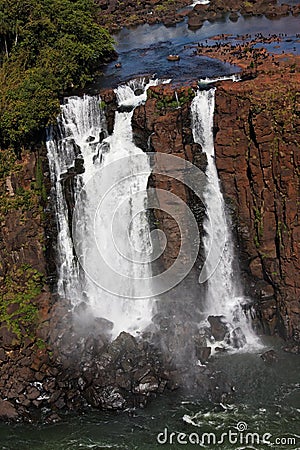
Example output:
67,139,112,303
0,0,114,150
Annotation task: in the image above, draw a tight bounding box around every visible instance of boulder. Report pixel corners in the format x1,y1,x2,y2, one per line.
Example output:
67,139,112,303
195,346,211,364
260,349,278,364
208,316,228,341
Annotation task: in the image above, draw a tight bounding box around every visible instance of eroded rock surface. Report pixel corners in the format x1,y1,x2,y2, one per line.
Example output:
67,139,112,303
214,72,300,344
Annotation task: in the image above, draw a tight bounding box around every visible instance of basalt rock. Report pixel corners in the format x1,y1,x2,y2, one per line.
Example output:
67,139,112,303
214,72,300,346
100,88,117,135
260,349,279,364
95,0,193,32
0,400,18,420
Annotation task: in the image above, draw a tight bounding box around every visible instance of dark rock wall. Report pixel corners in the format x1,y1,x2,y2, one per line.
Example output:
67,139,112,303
0,147,55,419
214,76,300,344
132,83,206,271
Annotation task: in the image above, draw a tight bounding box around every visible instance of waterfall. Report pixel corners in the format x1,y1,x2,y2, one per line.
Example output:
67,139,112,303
190,0,210,6
198,74,241,84
46,78,161,338
191,89,261,350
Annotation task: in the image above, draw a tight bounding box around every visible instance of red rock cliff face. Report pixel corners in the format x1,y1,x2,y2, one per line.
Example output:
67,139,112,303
133,84,206,271
214,75,300,344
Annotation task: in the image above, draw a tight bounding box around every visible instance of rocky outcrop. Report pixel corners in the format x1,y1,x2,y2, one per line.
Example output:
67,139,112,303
95,0,193,32
0,79,235,422
214,72,300,345
133,83,206,270
0,147,56,420
0,140,172,421
188,0,297,29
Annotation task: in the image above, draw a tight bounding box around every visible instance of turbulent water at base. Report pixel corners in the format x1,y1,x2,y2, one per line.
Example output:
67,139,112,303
46,78,162,337
1,338,299,449
191,89,261,351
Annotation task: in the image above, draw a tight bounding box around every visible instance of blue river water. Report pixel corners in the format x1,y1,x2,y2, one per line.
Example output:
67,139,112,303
95,13,300,88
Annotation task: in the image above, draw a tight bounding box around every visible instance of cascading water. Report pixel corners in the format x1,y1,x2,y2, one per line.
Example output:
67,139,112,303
190,0,210,6
191,89,261,351
47,78,162,338
199,74,241,84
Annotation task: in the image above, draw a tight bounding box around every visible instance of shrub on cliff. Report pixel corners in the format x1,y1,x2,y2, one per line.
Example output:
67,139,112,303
0,0,115,150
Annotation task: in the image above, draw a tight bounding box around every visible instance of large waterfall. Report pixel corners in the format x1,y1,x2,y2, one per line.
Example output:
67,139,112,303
47,79,161,338
191,89,261,350
47,79,260,349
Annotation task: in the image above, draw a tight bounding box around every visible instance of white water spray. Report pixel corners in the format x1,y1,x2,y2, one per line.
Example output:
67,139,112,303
47,78,163,338
198,74,241,84
191,89,261,350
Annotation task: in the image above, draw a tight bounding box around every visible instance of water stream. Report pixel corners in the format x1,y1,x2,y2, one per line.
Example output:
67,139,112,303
191,89,261,352
2,10,299,450
47,79,163,337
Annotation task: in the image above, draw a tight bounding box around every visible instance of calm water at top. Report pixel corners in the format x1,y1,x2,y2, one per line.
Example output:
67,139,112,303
93,13,300,88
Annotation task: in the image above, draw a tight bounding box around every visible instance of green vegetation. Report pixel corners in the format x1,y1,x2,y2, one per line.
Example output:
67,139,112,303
0,0,114,150
0,264,44,339
148,88,196,111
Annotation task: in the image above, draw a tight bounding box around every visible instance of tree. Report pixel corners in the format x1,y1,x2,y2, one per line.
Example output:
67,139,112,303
0,0,115,149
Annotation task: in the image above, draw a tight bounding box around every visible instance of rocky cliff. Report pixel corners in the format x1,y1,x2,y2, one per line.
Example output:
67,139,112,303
133,83,206,271
0,146,174,421
133,74,300,349
1,69,299,421
0,148,55,420
214,73,300,347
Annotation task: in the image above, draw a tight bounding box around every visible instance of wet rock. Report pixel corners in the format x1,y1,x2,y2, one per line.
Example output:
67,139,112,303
188,14,204,29
45,413,62,424
134,376,159,394
99,88,117,135
85,385,126,410
118,104,135,113
0,326,19,349
0,400,18,420
208,316,228,341
229,11,239,21
195,346,211,364
134,88,144,96
283,345,300,354
256,299,277,336
229,327,247,349
260,349,279,364
215,346,227,353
